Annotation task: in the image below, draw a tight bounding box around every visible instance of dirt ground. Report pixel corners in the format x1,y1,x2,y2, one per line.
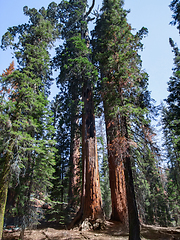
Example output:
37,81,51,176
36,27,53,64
2,221,180,240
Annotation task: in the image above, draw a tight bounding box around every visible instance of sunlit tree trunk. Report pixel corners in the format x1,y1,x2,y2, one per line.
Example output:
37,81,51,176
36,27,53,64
69,83,104,228
104,108,128,224
82,83,103,220
68,83,81,208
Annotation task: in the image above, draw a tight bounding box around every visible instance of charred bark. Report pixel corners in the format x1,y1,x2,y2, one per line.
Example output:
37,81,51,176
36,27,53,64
122,116,141,240
69,83,104,229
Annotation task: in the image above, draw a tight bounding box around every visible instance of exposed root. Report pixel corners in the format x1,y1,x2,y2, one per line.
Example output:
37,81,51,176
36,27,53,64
79,218,106,231
68,209,106,232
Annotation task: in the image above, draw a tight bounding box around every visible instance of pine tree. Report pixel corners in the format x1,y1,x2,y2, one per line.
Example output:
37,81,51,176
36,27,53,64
0,5,58,238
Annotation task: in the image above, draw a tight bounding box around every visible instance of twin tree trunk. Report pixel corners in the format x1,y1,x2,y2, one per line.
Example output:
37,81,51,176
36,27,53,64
69,0,104,226
103,83,140,238
69,83,104,228
105,111,140,239
81,83,103,220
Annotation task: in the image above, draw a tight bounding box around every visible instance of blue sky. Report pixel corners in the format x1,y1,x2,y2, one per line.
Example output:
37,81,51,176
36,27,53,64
0,0,179,105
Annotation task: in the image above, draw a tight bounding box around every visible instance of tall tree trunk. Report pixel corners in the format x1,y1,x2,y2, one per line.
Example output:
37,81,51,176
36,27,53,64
68,121,80,207
124,155,141,240
69,0,104,228
122,116,141,240
82,84,103,220
104,100,128,224
68,88,80,207
69,83,104,228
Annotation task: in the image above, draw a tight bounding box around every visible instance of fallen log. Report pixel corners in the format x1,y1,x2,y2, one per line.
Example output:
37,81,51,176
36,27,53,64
141,223,180,239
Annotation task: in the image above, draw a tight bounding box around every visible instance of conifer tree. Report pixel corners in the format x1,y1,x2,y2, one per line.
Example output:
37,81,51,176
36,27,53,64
162,38,180,225
92,0,154,238
0,5,58,238
0,62,15,239
161,0,180,225
54,0,104,228
132,135,170,226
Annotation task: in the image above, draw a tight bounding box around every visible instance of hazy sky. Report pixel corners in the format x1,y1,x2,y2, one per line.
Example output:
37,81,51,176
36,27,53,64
0,0,179,105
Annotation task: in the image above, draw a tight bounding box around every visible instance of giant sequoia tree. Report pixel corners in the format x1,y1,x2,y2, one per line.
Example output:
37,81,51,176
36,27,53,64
54,0,104,228
0,5,58,238
92,0,154,238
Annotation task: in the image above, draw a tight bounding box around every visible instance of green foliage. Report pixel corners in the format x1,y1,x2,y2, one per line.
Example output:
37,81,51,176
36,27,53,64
92,0,169,226
162,2,180,220
170,0,180,32
0,4,58,230
51,0,97,214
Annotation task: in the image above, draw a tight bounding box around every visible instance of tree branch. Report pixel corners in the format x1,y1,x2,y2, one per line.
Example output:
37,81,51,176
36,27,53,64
85,0,95,18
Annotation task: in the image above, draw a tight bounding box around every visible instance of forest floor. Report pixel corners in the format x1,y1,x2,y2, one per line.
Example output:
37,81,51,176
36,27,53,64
2,221,180,240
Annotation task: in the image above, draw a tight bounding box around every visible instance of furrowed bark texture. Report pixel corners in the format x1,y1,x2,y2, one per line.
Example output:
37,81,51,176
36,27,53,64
69,84,104,228
104,107,128,224
108,152,127,223
82,84,103,220
68,91,80,207
68,133,80,207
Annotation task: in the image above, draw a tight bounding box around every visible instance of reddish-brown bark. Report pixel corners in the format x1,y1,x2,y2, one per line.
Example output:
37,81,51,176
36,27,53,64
68,83,81,208
68,122,80,207
105,118,128,224
108,154,127,222
82,84,104,220
69,84,104,228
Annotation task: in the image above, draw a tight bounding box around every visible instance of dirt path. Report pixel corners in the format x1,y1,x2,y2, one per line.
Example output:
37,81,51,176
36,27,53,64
2,221,180,240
